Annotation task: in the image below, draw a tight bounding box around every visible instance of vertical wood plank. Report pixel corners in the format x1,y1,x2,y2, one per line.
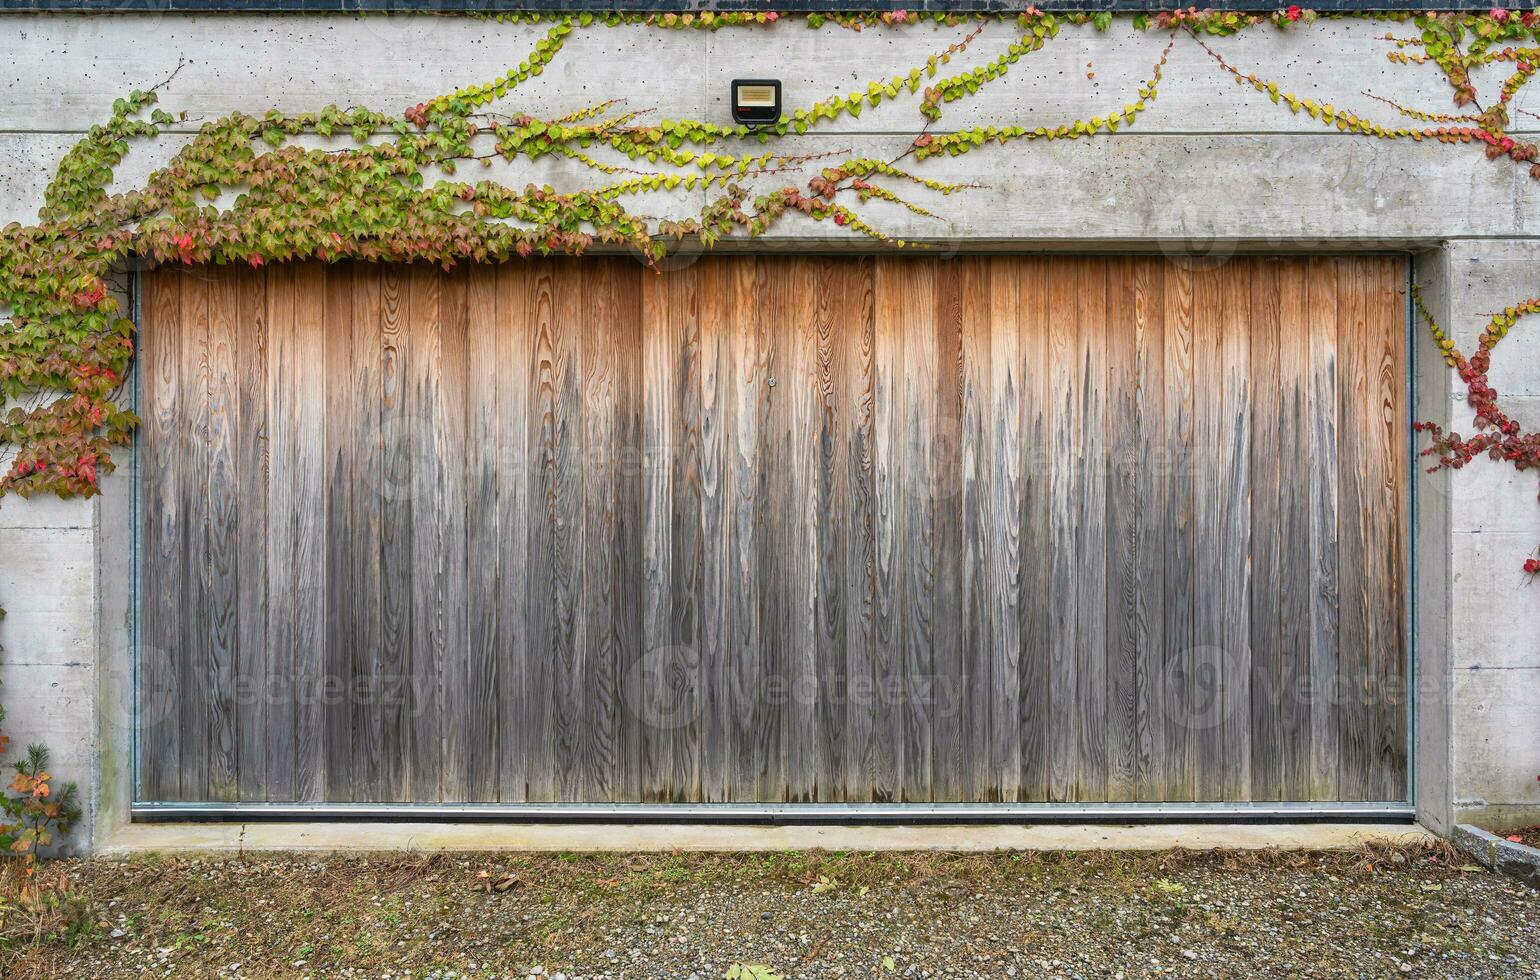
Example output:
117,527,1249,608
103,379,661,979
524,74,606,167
1131,258,1168,802
349,264,382,804
176,268,212,801
140,270,183,802
291,263,327,802
263,263,298,801
812,258,851,802
526,261,574,802
234,267,269,804
1018,258,1052,802
1249,258,1284,802
640,265,676,801
1105,259,1140,802
612,263,647,803
464,264,500,802
871,257,909,802
322,263,355,801
1162,262,1196,802
204,266,241,802
725,258,763,801
931,258,967,801
697,260,733,802
1337,257,1374,801
1219,260,1253,802
1367,257,1409,801
1047,258,1082,803
1306,257,1341,802
1277,259,1314,800
1190,265,1227,802
495,263,533,802
843,259,879,801
1074,258,1109,802
437,266,471,803
581,260,629,800
376,263,411,802
668,262,705,802
985,257,1023,803
956,258,993,801
899,259,936,802
404,263,441,801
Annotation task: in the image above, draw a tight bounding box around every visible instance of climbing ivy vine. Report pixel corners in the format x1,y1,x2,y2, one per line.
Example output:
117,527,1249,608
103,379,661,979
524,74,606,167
2,5,1540,584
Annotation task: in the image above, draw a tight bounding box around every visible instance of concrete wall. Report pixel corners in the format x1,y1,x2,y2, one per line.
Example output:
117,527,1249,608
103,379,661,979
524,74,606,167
0,12,1537,848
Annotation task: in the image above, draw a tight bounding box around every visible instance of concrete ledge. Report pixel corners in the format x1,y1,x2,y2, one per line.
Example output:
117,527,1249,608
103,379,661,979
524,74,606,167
96,821,1435,856
1454,824,1540,890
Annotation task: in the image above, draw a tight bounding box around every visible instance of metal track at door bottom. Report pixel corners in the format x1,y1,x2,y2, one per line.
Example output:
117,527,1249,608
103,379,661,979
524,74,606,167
132,801,1417,823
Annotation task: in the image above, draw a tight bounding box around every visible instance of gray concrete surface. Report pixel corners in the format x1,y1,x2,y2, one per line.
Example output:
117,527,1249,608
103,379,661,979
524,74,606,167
95,820,1435,856
0,13,1536,851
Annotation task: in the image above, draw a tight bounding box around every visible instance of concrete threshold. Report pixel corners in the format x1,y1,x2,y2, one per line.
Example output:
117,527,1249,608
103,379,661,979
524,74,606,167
97,821,1436,856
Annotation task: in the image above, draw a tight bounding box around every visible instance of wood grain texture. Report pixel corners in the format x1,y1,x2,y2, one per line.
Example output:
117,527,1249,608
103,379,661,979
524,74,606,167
138,255,1409,805
178,267,211,802
234,266,269,804
139,270,182,802
1130,259,1167,803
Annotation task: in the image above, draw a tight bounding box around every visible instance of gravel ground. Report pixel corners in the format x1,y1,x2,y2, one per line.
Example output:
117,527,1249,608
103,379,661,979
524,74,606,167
8,842,1540,978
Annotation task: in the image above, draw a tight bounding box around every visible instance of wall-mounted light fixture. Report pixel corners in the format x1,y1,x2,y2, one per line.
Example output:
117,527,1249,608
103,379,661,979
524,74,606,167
731,79,782,127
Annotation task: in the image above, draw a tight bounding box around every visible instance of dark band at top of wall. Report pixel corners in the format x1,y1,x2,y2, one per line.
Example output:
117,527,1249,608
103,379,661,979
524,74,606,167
0,1,1506,13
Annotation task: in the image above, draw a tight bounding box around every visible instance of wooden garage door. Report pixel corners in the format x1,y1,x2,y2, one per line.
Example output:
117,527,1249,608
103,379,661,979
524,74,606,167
137,255,1408,806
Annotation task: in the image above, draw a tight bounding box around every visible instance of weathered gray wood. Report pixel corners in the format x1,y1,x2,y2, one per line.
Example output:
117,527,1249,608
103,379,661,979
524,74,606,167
437,267,471,804
1191,267,1227,803
322,264,355,802
1018,257,1052,802
957,258,993,801
725,258,763,802
813,260,850,801
640,267,676,801
1249,259,1284,803
495,263,533,803
1306,256,1342,803
525,261,562,802
376,263,411,803
1337,258,1374,802
899,259,936,803
1162,263,1197,802
583,263,634,800
234,266,269,804
463,265,499,802
931,259,966,802
140,255,1410,806
667,261,705,802
262,263,298,802
1105,261,1141,803
1075,258,1109,802
985,257,1023,803
1218,261,1253,802
348,264,382,804
1047,259,1081,803
140,270,182,802
1369,260,1409,801
205,267,240,802
548,262,589,802
1130,258,1167,803
291,263,327,803
842,258,878,801
812,259,851,802
1277,261,1313,801
178,268,212,802
696,260,731,802
871,258,907,802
